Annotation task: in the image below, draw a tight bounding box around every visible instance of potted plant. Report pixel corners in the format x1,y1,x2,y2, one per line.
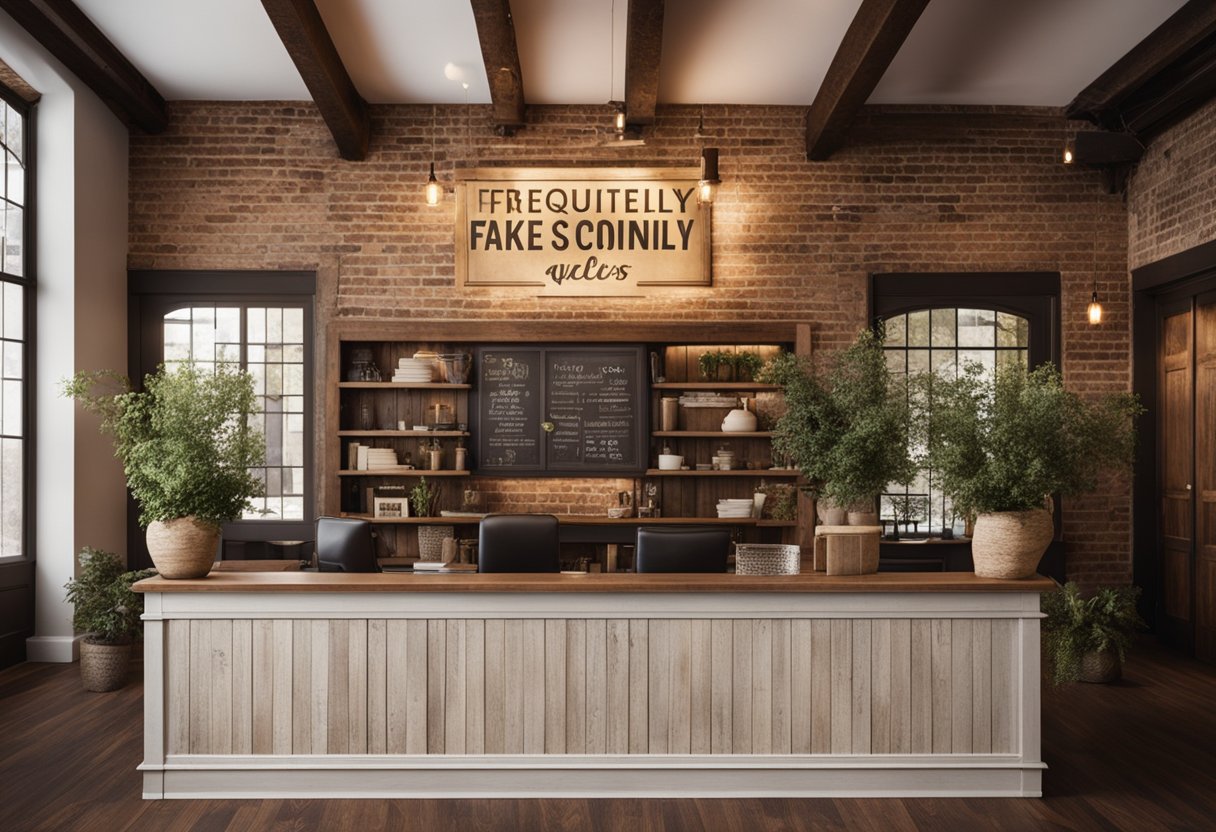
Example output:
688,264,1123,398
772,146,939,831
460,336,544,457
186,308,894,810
64,548,157,692
918,362,1141,579
733,350,764,383
760,327,915,525
1042,582,1144,683
64,363,265,579
697,349,729,381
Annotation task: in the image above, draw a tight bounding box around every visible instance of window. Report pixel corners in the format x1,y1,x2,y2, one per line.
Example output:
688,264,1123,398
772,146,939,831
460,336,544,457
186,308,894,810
0,90,29,560
871,273,1059,538
162,304,307,521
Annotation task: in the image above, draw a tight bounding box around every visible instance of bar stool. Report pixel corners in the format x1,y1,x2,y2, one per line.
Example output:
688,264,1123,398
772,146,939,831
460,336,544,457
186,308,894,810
477,514,560,573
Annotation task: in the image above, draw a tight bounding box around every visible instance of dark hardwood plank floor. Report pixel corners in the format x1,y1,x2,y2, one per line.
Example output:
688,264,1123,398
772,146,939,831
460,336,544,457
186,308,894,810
1,641,1214,832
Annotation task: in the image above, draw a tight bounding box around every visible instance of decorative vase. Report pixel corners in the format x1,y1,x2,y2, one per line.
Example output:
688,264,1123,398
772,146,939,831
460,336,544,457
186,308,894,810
145,516,220,579
970,509,1054,579
1079,649,1122,683
80,638,132,692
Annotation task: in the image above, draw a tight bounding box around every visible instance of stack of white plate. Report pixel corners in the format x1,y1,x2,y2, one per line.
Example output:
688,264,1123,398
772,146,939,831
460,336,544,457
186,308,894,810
717,498,754,519
393,357,434,383
366,448,399,470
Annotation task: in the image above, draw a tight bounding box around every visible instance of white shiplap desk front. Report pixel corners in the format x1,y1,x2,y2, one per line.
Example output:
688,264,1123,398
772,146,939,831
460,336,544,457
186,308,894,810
134,572,1050,799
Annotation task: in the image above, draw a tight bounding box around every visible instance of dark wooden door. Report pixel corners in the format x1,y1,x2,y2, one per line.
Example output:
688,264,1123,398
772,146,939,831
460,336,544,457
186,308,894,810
1159,302,1193,647
1195,293,1216,662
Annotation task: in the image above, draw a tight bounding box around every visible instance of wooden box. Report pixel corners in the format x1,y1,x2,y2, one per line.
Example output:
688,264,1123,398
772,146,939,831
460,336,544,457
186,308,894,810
815,525,881,575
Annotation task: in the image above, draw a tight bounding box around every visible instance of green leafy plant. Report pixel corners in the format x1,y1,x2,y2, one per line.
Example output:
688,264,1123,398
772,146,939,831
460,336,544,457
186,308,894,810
697,350,728,381
63,363,266,528
63,548,157,645
760,328,915,508
916,362,1142,516
757,483,797,521
732,351,764,382
410,476,439,518
1041,582,1144,684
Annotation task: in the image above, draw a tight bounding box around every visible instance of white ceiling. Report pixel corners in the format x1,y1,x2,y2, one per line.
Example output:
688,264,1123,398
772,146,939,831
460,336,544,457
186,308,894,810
70,0,1188,108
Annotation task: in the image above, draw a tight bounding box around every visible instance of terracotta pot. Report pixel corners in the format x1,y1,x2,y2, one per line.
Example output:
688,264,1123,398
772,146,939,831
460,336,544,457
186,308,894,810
1080,649,1122,683
80,638,132,692
145,516,220,579
970,509,1054,579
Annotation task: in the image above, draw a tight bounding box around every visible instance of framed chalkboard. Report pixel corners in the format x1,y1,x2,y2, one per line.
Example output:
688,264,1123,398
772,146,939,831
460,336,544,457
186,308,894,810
473,345,647,476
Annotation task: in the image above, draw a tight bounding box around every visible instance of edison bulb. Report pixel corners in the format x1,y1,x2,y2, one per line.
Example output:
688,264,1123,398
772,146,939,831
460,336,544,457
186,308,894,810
425,178,442,206
697,179,718,205
1087,299,1102,325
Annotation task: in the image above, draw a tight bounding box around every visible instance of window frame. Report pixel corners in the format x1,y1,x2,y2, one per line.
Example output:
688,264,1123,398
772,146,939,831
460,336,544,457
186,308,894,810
129,271,315,562
0,83,35,566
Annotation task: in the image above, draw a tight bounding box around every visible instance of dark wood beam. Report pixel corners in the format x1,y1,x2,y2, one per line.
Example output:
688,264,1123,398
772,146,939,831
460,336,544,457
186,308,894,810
260,0,369,161
624,0,664,127
470,0,526,135
0,0,166,131
1066,0,1216,127
804,0,930,161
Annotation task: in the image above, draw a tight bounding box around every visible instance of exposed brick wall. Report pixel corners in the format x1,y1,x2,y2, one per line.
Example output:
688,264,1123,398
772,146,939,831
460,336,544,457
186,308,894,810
1128,97,1216,269
129,102,1131,587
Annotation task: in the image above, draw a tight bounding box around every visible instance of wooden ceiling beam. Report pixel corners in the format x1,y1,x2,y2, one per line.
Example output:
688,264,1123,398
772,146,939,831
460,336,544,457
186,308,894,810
624,0,664,127
0,0,166,131
804,0,931,161
1066,0,1216,128
260,0,369,161
470,0,526,135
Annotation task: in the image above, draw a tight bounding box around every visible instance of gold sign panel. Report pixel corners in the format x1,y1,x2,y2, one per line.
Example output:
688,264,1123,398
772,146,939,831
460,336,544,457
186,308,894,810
455,167,711,295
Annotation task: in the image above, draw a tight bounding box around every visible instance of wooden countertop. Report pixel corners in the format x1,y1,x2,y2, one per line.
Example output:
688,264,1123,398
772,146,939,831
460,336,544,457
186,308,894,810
134,571,1055,594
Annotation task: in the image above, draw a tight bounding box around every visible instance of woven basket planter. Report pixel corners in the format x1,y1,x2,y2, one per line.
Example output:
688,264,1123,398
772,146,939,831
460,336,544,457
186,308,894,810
80,638,132,692
1080,649,1122,683
418,525,455,562
970,509,1053,579
145,516,220,579
735,544,801,576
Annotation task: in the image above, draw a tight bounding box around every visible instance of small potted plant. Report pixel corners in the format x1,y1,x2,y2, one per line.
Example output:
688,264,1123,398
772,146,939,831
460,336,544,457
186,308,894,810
733,351,764,383
64,548,157,692
761,327,915,525
64,363,266,579
917,362,1141,579
698,350,731,381
1042,582,1144,684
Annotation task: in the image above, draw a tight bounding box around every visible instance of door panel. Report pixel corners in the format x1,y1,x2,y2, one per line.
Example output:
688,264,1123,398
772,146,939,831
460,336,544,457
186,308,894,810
1160,309,1193,629
1195,297,1216,661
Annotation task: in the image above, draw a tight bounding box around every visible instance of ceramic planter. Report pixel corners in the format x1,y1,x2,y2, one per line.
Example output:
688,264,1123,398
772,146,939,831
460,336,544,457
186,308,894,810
145,516,220,579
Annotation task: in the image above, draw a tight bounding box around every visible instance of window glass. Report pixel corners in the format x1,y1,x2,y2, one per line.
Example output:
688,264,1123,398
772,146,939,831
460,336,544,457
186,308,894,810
163,305,308,521
882,307,1029,536
0,96,26,559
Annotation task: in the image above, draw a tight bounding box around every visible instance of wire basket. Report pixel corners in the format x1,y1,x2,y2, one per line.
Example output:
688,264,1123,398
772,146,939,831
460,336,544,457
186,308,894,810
735,543,801,576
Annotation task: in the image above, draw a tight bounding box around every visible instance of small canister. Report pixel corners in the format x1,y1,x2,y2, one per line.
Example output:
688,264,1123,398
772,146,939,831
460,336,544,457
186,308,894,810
660,397,679,432
454,446,467,471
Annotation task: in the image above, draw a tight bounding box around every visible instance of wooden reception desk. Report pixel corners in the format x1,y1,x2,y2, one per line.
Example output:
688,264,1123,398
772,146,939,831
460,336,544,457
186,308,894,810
134,572,1051,799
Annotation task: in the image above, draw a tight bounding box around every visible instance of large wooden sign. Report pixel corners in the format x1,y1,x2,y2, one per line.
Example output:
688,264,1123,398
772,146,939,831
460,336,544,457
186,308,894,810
456,167,711,295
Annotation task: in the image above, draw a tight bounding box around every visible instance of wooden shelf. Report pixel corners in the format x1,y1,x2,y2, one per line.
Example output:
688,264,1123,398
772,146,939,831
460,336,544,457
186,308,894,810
344,513,797,527
338,430,469,438
645,469,800,478
653,431,773,438
652,382,781,391
342,514,482,524
338,469,471,477
338,382,472,390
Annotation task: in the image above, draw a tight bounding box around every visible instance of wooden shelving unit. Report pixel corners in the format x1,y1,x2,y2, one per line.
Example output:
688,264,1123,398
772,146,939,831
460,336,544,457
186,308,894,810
653,430,773,438
338,382,472,390
651,382,781,391
344,512,797,527
645,468,799,478
338,469,470,477
338,430,469,438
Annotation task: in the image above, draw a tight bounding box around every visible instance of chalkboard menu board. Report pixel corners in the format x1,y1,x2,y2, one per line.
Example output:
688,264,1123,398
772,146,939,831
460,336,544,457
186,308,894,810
474,345,646,476
477,349,543,470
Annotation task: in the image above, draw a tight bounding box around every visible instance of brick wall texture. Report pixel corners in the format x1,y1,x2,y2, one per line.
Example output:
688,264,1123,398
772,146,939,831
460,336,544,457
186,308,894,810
1128,97,1216,269
129,102,1133,588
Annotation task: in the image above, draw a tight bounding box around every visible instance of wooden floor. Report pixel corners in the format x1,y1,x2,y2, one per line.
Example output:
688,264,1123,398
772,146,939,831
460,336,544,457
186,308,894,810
2,641,1214,832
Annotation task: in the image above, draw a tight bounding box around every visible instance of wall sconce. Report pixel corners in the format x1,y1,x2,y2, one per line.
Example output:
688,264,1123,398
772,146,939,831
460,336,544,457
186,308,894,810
698,147,720,205
1087,282,1102,325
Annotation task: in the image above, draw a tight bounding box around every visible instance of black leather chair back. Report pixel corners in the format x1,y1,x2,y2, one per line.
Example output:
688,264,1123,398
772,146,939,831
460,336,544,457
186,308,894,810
315,516,379,573
635,527,731,573
478,514,560,573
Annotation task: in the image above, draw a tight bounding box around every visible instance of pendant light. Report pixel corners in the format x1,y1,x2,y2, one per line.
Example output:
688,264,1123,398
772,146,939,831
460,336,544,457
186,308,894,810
424,106,441,206
698,147,720,205
1087,282,1102,325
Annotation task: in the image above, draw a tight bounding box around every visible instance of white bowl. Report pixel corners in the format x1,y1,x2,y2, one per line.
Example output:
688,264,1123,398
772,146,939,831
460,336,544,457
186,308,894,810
657,454,684,470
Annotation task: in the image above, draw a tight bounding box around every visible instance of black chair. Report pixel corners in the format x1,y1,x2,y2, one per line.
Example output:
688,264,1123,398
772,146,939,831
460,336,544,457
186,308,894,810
315,516,379,573
635,527,731,573
478,514,560,573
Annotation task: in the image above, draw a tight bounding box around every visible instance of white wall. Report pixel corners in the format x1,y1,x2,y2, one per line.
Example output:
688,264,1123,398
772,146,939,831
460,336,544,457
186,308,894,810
1,10,129,662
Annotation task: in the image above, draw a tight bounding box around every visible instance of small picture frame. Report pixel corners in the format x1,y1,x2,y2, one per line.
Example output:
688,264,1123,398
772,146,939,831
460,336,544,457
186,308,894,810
373,497,409,519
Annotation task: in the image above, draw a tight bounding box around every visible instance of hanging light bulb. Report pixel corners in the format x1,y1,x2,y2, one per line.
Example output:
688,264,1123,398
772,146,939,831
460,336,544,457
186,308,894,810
1062,142,1075,165
423,106,441,206
614,103,626,135
698,147,720,205
425,162,441,206
1087,282,1102,325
